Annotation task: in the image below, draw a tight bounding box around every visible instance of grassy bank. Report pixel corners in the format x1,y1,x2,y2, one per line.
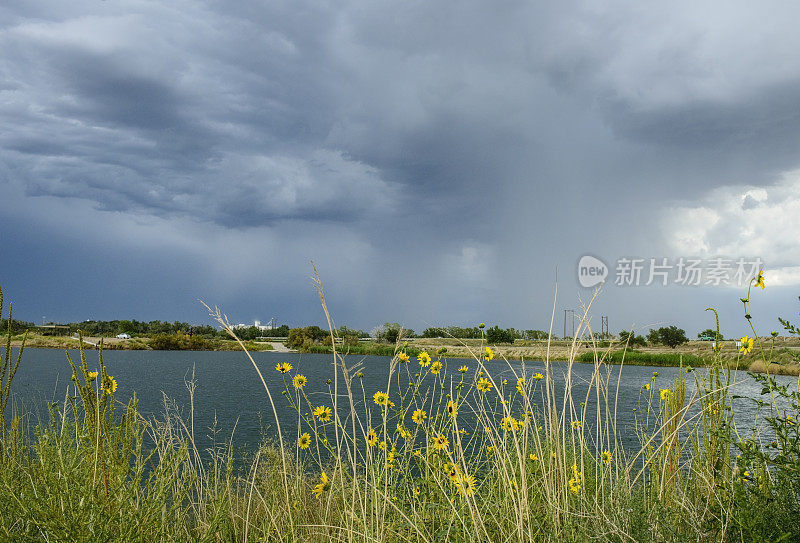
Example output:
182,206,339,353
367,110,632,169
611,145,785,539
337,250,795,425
3,332,274,351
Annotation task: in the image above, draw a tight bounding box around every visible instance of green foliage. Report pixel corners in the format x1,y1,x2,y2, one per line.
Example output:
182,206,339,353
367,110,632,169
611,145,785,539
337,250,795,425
373,322,415,343
422,326,482,339
286,326,330,350
578,349,707,366
646,326,689,348
148,332,214,350
618,330,646,347
485,325,517,344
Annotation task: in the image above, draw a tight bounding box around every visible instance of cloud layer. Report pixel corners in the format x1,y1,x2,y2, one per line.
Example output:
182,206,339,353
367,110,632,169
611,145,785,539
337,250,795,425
2,0,800,335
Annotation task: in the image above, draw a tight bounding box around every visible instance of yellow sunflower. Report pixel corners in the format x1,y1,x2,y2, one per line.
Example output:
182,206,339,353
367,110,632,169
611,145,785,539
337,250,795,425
458,365,468,373
476,378,493,392
446,399,458,418
292,374,307,389
276,362,292,374
433,433,449,452
500,416,520,432
755,269,765,289
430,360,442,374
412,409,427,425
313,405,332,422
456,473,477,496
418,351,431,367
102,376,117,395
740,336,754,354
312,471,329,498
298,432,311,449
485,346,494,360
366,428,378,447
601,450,612,465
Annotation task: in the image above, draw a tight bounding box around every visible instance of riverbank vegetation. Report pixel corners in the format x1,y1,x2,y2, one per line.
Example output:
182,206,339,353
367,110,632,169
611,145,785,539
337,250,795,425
1,274,799,540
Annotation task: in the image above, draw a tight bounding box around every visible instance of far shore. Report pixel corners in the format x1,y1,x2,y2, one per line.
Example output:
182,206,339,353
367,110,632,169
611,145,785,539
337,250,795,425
6,334,799,376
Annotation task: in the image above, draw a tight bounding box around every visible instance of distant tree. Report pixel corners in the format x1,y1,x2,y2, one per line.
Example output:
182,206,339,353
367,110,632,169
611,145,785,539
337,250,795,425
523,329,549,340
619,330,646,347
374,323,413,343
486,326,516,344
646,329,661,345
658,326,689,349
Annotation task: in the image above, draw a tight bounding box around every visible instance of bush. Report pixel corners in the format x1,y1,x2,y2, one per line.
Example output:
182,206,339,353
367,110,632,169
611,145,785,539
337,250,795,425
148,333,213,350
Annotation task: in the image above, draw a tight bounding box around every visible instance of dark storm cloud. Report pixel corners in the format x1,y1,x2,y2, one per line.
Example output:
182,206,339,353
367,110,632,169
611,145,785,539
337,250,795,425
2,0,800,333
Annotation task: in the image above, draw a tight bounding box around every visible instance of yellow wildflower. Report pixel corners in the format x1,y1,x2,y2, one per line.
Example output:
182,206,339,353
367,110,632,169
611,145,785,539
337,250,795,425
601,450,612,465
516,378,525,395
373,391,390,407
571,420,582,429
659,388,670,401
447,399,458,418
298,432,311,449
643,383,650,391
755,268,765,289
740,336,754,354
396,424,412,440
276,362,292,374
476,378,493,392
433,433,449,451
398,352,410,362
500,416,520,432
418,351,431,367
292,374,307,389
366,429,378,447
568,478,581,494
312,471,329,498
529,453,538,461
458,365,469,373
313,405,332,422
455,473,477,496
430,360,442,374
87,371,98,381
102,376,117,395
412,409,427,425
485,346,494,360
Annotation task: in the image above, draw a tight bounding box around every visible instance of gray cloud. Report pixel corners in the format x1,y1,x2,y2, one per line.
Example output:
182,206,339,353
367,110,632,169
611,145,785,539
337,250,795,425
1,0,800,335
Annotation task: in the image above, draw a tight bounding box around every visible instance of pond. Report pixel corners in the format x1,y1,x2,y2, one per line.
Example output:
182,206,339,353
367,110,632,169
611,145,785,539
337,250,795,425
6,348,797,457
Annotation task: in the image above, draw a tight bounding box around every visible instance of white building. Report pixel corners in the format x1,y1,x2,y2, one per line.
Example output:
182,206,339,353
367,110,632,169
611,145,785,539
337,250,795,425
233,320,275,331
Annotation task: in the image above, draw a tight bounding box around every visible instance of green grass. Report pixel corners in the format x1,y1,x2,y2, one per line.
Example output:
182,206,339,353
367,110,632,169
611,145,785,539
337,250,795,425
304,342,420,357
578,349,713,367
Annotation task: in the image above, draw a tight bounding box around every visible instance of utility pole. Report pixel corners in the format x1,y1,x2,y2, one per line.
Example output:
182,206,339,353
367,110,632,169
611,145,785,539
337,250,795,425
601,316,609,338
563,309,576,339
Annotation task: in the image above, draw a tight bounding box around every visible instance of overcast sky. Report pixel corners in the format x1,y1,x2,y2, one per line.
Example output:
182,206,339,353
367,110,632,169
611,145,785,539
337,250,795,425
2,0,799,338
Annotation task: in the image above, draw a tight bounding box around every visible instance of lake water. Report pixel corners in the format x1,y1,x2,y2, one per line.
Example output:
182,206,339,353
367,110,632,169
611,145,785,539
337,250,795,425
6,348,797,456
